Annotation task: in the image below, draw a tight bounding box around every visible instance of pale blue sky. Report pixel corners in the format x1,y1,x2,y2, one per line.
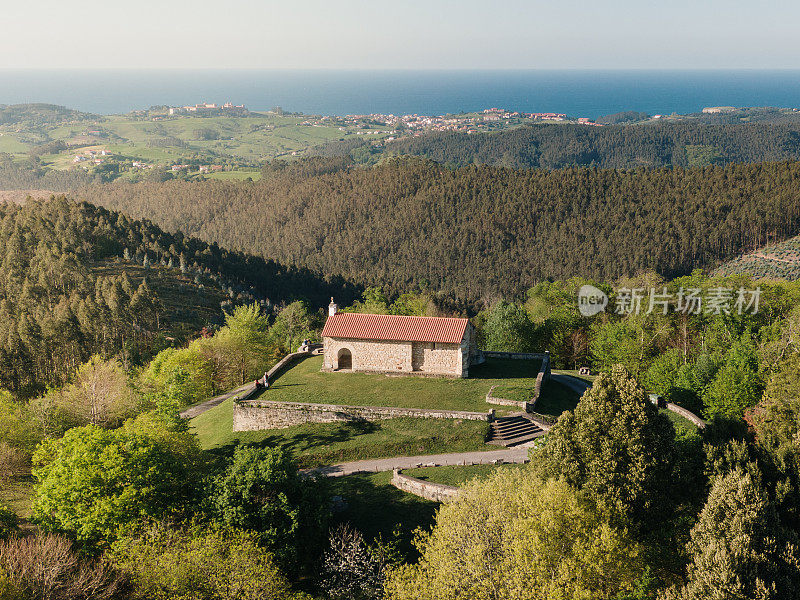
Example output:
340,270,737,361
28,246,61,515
3,0,798,69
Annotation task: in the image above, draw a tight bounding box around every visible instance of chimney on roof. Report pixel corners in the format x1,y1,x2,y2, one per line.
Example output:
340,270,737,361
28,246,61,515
328,297,338,317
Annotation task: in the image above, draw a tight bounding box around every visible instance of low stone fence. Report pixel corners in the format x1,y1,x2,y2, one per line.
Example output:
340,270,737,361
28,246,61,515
482,351,551,412
482,351,548,361
391,469,461,502
665,403,707,429
267,347,319,382
234,400,493,431
485,385,527,410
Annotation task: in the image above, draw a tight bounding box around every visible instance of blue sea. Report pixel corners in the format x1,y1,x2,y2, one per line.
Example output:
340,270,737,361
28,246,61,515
2,69,800,118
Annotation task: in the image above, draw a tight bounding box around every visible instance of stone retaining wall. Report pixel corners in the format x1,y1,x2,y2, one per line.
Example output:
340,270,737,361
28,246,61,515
482,351,549,361
485,385,527,410
391,469,461,502
482,351,551,412
233,400,492,431
665,403,707,429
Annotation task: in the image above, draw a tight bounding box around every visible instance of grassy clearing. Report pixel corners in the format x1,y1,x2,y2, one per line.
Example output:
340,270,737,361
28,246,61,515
402,463,526,487
191,399,493,468
203,170,262,181
663,407,701,434
256,355,541,413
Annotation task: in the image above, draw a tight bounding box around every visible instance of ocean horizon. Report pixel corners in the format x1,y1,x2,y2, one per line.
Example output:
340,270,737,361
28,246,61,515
2,69,800,118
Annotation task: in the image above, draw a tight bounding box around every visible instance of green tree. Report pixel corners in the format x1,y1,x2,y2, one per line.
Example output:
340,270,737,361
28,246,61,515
662,469,800,600
703,334,763,420
110,524,300,600
32,414,201,546
480,301,536,352
385,470,647,600
268,301,317,356
0,505,16,540
210,446,327,567
534,365,676,528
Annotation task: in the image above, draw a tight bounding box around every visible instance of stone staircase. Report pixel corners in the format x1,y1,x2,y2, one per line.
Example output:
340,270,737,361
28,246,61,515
488,414,547,447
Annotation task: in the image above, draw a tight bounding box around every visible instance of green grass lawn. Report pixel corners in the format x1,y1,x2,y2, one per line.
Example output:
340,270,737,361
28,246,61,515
255,355,541,413
663,407,701,435
401,463,526,487
203,170,262,181
191,398,493,468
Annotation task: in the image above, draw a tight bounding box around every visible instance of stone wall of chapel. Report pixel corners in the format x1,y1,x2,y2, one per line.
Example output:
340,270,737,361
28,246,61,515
323,337,465,377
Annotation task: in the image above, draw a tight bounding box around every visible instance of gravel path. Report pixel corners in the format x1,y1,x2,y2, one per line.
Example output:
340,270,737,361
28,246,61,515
305,447,530,478
179,382,255,419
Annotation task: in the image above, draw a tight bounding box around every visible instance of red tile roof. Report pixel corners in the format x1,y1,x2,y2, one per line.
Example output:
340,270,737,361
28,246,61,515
321,313,469,344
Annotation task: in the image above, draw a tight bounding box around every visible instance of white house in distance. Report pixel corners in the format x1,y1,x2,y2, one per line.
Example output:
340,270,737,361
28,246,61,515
320,299,481,378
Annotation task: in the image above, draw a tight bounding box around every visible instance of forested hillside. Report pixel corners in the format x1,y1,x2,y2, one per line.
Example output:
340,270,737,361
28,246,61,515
312,122,800,169
715,234,800,279
0,197,356,394
82,158,800,308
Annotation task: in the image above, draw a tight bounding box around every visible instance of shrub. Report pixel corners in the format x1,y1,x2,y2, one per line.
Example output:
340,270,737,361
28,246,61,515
111,523,298,600
0,534,120,600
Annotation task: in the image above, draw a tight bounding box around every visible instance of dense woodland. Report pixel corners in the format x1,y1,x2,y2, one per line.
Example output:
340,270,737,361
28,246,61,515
77,158,800,309
0,198,356,394
311,121,800,169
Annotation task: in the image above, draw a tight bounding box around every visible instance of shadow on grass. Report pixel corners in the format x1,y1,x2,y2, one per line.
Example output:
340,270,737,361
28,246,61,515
325,472,438,560
468,358,542,380
206,421,380,462
534,380,581,417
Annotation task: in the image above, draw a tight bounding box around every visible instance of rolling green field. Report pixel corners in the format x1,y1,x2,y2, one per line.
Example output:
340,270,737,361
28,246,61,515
253,355,542,413
2,112,380,169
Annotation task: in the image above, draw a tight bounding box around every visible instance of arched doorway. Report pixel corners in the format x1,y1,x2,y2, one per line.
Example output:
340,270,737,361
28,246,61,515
337,348,352,370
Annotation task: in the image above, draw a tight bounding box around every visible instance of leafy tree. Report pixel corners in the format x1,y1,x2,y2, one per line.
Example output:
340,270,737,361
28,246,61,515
142,346,213,405
534,365,676,528
385,470,647,600
703,334,763,420
662,469,800,600
480,301,536,352
55,356,139,427
268,301,318,356
210,446,327,567
110,524,301,600
644,348,684,395
32,414,202,546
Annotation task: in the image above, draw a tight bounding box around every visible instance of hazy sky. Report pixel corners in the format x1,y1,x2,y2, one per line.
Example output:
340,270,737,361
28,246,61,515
4,0,799,69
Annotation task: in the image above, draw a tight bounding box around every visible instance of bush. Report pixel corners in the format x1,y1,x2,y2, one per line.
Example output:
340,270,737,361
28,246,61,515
211,446,327,568
0,506,17,541
0,534,120,600
32,414,202,546
111,523,298,600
